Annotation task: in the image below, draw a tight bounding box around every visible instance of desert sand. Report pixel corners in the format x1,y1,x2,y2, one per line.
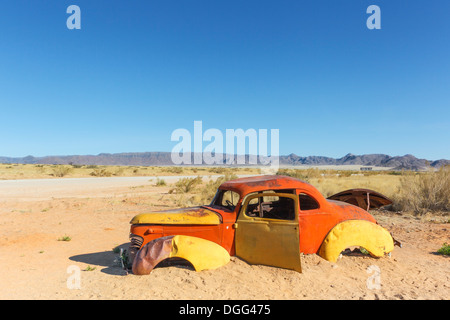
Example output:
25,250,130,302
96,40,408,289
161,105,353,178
0,176,448,300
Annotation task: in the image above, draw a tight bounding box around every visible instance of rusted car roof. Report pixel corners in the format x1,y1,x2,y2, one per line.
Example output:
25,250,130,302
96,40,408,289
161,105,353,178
219,175,314,196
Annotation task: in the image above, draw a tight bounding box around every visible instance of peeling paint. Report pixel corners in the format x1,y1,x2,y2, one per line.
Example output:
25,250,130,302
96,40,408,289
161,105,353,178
130,207,222,225
132,235,230,275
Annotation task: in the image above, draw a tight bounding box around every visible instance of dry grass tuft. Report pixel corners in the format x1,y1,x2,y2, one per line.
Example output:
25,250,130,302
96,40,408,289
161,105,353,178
170,174,239,207
50,165,73,177
392,166,450,214
170,176,203,194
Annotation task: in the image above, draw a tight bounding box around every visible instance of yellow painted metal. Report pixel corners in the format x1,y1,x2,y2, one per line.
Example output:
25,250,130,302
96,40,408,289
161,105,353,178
318,220,394,263
169,235,230,271
130,207,221,225
235,193,302,272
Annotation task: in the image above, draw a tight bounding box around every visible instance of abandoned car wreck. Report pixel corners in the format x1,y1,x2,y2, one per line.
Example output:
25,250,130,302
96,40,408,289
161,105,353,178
126,175,396,275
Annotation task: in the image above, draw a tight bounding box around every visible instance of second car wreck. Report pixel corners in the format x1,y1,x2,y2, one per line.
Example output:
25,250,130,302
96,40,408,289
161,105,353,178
127,175,397,275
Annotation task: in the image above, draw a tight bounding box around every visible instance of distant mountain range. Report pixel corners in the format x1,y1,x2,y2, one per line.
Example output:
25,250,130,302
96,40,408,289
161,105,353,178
1,152,449,171
281,153,449,170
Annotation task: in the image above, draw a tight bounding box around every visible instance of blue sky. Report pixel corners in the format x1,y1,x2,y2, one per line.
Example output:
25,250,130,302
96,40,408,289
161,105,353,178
0,0,449,160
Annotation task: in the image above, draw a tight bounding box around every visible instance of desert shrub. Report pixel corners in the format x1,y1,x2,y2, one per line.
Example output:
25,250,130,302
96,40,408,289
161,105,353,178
437,243,450,256
197,174,239,204
84,266,96,271
171,176,203,194
57,235,71,241
171,174,239,206
392,166,450,214
90,168,112,177
50,165,72,177
155,178,167,186
173,194,194,207
163,166,183,174
337,170,353,177
276,168,322,182
113,167,125,176
277,169,303,180
209,167,233,174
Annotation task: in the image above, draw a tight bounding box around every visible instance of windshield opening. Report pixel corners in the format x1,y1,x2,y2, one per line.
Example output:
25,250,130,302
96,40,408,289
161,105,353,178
211,189,240,211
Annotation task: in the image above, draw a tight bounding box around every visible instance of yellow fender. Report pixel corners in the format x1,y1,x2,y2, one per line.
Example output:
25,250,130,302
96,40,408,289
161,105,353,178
132,235,230,275
318,220,394,263
170,235,230,271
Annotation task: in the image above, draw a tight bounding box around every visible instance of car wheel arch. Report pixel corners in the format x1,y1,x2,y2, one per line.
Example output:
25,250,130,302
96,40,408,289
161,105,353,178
317,219,394,263
132,235,230,275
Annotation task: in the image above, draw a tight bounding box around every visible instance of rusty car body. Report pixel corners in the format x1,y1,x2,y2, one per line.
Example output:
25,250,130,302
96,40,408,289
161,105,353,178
127,175,395,274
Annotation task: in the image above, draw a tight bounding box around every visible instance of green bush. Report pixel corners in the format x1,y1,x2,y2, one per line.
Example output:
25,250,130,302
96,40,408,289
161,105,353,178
437,243,450,256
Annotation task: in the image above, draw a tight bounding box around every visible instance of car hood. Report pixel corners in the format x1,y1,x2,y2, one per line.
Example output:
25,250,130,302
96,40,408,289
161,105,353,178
130,206,222,225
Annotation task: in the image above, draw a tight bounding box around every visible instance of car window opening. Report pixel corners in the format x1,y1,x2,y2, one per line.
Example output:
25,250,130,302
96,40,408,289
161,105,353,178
299,193,320,210
246,195,295,220
212,189,240,211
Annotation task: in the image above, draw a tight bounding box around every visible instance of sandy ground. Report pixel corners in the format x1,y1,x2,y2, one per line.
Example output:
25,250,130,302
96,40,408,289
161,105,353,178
0,176,448,300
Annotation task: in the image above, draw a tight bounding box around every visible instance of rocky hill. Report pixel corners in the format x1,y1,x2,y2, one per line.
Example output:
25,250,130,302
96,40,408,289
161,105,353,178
0,152,448,171
281,153,450,170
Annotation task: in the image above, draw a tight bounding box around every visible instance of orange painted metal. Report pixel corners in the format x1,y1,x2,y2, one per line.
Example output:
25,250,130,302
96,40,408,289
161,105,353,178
298,197,376,254
129,175,384,259
129,223,233,252
218,175,313,197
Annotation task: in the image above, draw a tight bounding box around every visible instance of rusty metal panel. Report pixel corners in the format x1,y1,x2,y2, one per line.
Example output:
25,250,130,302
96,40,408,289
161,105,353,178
132,236,174,275
327,188,393,210
130,206,222,225
131,235,230,275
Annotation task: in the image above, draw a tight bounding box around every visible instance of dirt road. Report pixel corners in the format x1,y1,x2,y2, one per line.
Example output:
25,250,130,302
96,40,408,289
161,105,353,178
0,176,217,200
